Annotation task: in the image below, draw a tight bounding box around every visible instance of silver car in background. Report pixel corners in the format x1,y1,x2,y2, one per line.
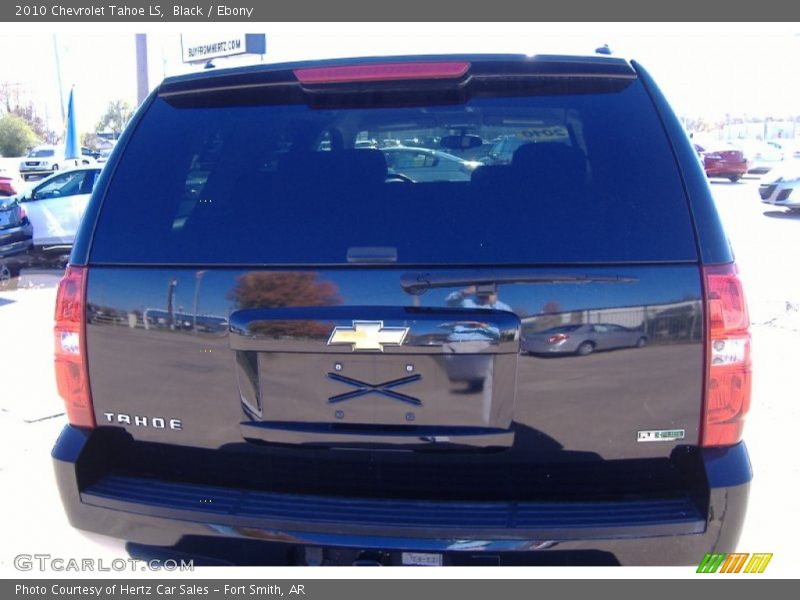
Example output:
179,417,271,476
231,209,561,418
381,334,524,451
522,323,648,356
14,166,102,249
759,159,800,213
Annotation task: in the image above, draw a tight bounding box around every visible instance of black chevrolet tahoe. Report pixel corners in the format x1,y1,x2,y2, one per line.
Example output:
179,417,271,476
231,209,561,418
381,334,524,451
52,54,752,566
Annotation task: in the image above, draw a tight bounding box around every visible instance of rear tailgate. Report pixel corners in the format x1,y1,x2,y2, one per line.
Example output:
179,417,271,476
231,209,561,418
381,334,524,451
84,263,703,502
87,265,702,448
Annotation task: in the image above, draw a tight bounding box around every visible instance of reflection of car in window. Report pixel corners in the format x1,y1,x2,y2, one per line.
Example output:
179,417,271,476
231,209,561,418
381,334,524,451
380,147,481,182
521,323,647,356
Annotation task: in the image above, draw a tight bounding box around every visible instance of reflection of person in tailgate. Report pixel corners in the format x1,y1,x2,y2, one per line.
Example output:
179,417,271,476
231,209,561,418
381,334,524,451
443,286,511,397
446,285,512,313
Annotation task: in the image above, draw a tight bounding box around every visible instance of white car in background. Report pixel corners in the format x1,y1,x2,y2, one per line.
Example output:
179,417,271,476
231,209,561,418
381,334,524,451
15,166,102,248
19,145,70,181
767,140,800,161
734,140,784,174
759,160,800,213
18,145,96,181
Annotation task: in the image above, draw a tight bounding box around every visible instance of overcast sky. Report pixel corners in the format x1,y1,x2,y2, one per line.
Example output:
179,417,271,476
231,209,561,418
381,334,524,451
0,23,798,135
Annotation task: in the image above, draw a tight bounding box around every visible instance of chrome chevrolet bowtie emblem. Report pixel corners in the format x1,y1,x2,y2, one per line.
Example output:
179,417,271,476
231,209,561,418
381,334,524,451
327,321,409,351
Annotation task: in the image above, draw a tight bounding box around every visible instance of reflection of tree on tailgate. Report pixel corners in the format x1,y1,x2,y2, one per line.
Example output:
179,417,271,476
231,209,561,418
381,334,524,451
534,300,565,332
229,272,341,337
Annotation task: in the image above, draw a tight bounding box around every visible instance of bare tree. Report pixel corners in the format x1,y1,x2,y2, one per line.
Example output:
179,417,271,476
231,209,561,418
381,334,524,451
95,100,133,136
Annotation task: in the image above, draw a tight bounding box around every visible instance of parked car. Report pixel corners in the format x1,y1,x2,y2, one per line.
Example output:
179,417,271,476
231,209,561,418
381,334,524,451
381,146,481,181
522,323,647,356
766,139,800,161
0,195,33,259
734,140,784,174
96,146,115,163
759,159,800,212
693,142,748,182
15,166,101,249
19,145,68,181
53,54,751,566
0,170,21,196
19,145,96,181
81,146,100,162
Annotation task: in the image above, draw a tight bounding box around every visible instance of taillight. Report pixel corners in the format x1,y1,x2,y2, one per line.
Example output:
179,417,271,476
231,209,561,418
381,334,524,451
702,264,751,447
294,61,471,84
54,266,95,428
547,333,570,344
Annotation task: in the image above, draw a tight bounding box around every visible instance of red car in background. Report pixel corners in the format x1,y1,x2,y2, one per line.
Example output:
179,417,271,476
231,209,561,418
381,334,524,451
0,171,21,196
693,142,749,182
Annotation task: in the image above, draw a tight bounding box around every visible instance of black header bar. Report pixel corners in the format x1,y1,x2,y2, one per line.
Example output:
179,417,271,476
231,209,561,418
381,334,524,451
2,1,800,22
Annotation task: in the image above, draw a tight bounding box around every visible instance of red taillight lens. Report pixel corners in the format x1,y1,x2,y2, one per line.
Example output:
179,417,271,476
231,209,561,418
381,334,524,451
547,333,569,344
702,264,751,447
54,266,95,428
294,61,471,84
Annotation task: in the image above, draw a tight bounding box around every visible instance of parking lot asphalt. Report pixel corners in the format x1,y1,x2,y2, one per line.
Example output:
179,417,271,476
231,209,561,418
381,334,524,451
0,174,798,573
707,176,800,567
0,279,130,572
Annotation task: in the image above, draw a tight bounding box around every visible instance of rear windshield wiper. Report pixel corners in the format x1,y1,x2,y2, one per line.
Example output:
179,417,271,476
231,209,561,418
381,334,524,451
400,270,637,296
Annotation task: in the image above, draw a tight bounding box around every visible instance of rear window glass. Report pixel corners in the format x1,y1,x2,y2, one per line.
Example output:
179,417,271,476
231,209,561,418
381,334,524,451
29,149,55,158
90,78,696,265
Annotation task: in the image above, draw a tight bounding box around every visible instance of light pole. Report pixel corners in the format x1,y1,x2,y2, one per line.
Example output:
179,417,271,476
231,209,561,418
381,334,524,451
166,278,177,330
52,34,66,126
193,270,207,332
135,34,149,106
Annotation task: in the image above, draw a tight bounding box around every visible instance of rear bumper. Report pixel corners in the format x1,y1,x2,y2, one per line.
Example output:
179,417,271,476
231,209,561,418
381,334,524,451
761,199,800,208
705,163,748,177
19,168,54,179
53,425,751,566
521,343,569,354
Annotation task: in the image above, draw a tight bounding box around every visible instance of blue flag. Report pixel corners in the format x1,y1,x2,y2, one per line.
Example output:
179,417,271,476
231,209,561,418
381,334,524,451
64,88,79,160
